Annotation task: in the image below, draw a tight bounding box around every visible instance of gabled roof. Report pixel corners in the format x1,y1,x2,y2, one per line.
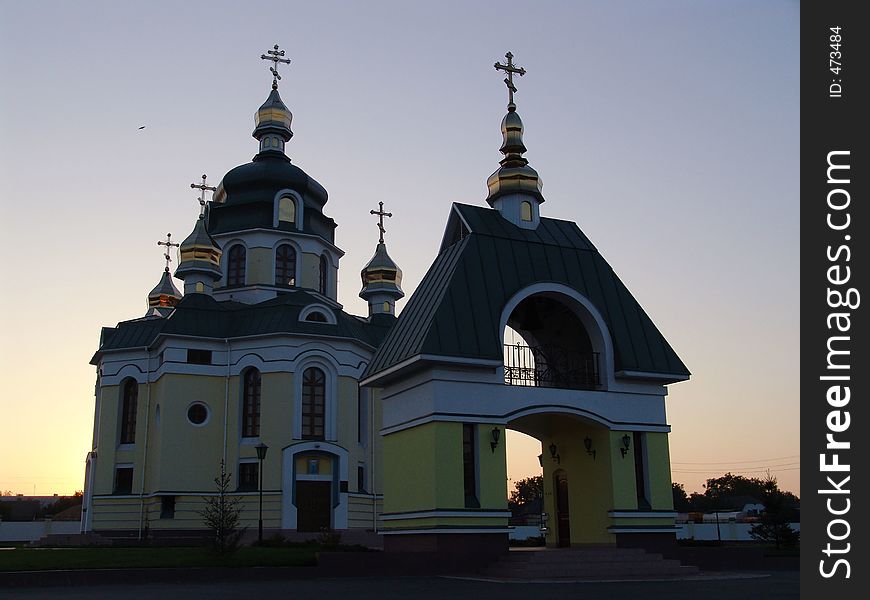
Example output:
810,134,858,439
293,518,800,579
92,291,393,363
363,203,689,382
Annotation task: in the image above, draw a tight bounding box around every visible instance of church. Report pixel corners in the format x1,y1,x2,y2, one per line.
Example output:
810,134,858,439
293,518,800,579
82,48,689,556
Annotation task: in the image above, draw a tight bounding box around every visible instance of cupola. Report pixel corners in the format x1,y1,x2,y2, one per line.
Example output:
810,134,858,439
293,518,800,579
147,233,183,317
360,202,403,318
486,52,543,230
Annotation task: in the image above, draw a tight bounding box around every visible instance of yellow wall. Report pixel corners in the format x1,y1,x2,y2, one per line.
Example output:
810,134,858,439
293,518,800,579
645,432,674,510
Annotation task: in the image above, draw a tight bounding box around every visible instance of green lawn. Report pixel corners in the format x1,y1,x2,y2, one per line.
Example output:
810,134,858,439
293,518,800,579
0,546,317,572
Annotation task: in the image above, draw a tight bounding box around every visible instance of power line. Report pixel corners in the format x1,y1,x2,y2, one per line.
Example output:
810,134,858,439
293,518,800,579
671,454,799,465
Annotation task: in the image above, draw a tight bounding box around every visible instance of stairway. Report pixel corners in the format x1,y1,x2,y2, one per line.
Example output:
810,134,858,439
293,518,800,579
28,532,112,547
481,547,699,580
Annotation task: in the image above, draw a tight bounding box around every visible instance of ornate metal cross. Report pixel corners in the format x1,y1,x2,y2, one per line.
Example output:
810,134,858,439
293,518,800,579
190,174,216,216
370,201,393,244
260,44,291,90
157,233,179,272
494,51,526,106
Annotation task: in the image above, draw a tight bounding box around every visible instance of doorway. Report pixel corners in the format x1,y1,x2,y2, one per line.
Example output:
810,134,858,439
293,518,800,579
296,481,331,532
554,469,571,547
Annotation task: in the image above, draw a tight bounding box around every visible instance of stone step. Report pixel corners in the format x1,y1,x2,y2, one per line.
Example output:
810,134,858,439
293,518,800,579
501,549,653,563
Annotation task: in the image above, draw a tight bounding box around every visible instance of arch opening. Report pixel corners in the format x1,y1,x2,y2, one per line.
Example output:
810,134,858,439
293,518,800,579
503,294,601,390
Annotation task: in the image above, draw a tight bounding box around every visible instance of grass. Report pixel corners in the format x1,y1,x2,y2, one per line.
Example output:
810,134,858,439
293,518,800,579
0,546,318,572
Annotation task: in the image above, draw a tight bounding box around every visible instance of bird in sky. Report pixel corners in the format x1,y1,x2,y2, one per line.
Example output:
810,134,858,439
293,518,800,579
138,126,146,130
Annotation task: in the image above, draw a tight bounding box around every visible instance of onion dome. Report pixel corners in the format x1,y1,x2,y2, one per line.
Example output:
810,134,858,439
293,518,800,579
253,87,293,154
485,104,544,206
175,215,223,295
360,242,404,318
147,268,182,316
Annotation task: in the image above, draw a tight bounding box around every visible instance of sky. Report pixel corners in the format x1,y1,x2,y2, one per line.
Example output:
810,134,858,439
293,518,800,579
0,1,799,497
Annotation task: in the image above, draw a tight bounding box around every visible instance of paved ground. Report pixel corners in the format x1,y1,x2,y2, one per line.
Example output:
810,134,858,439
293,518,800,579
1,572,799,599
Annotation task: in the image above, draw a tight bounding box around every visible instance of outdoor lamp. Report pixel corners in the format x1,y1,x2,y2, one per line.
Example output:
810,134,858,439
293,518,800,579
620,434,632,458
584,436,596,460
549,442,560,464
490,427,501,452
255,442,269,543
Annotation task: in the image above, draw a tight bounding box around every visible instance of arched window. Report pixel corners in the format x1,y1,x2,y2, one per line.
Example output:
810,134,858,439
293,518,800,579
278,196,296,224
275,244,296,287
227,245,246,287
319,255,329,295
242,368,261,438
301,367,325,440
520,201,532,222
120,379,138,444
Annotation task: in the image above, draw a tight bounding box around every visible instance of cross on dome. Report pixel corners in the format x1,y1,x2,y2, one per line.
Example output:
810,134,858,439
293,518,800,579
260,44,291,90
494,51,526,108
370,201,393,244
157,233,179,273
190,174,216,216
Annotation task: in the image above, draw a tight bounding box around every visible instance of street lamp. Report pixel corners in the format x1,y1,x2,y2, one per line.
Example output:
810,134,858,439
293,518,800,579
255,442,269,544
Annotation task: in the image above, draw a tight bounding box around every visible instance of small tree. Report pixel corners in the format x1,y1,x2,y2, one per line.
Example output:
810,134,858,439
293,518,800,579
749,474,799,549
198,460,244,554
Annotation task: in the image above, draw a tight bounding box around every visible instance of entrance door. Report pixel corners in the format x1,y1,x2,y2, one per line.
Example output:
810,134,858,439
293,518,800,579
554,470,571,547
296,481,331,532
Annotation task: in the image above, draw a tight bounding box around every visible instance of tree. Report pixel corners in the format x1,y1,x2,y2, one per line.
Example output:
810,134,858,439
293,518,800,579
198,460,244,554
509,476,543,513
672,483,691,512
750,475,799,548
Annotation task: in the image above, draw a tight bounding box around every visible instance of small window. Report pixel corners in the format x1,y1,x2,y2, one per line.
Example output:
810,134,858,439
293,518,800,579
187,349,212,365
319,255,329,295
357,465,366,493
242,368,261,438
275,244,296,287
302,367,326,440
160,496,176,519
227,245,246,287
187,402,209,426
238,462,259,491
520,201,532,222
195,282,204,293
382,301,391,313
114,467,134,495
278,196,296,224
305,311,327,322
463,424,479,508
120,379,138,445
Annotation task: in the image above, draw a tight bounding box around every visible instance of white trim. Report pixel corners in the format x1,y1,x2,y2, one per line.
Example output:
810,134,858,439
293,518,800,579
299,303,337,325
498,283,616,390
381,528,512,535
381,510,511,521
617,370,690,382
293,353,340,440
295,474,333,482
361,354,501,386
272,189,304,230
185,401,211,427
281,441,349,530
608,511,678,518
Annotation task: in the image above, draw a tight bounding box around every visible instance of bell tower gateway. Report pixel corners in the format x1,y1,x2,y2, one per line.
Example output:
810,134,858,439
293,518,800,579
362,52,688,559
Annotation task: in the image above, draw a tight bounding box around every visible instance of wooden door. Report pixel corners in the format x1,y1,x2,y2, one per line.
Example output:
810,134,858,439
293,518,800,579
554,470,571,547
296,481,331,532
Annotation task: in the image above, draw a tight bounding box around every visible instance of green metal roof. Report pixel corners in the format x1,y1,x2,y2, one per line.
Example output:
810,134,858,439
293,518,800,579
92,291,393,364
363,203,689,382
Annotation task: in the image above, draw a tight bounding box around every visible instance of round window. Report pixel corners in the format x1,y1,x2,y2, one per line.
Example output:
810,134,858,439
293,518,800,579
187,402,209,425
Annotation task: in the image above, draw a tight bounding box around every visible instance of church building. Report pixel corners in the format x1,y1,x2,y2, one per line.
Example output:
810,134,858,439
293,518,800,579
82,49,689,555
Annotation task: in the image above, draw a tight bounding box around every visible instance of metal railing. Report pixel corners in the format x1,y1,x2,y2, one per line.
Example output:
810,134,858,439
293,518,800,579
504,343,600,390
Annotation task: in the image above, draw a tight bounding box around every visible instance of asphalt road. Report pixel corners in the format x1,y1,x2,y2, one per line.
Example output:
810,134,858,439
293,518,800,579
1,572,799,599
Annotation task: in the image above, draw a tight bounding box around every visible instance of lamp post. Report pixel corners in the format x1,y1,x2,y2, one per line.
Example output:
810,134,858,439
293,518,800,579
255,442,269,544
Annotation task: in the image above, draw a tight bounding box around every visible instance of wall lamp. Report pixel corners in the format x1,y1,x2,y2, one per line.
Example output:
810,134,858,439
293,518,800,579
548,442,561,464
584,436,596,460
620,434,632,458
490,427,500,453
